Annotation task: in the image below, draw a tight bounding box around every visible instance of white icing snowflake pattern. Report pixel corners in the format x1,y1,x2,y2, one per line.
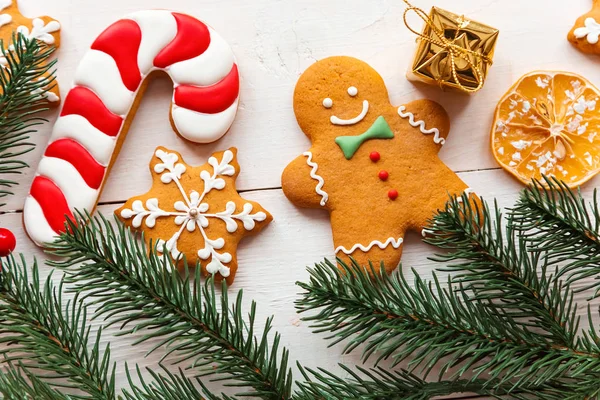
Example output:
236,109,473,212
16,18,60,45
574,17,600,45
120,149,267,278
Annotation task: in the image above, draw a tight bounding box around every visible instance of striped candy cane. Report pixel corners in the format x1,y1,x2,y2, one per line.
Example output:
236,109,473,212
23,10,241,246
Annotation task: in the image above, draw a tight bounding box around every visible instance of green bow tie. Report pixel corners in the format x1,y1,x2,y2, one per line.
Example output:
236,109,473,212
334,116,394,160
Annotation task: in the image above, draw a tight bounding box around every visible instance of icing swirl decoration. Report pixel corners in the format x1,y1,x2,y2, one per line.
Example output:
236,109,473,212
303,152,328,206
117,148,272,284
335,237,404,255
398,105,446,145
23,10,241,247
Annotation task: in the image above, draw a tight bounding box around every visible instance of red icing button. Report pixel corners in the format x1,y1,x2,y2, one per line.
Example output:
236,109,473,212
378,170,389,181
388,189,399,201
369,151,380,162
0,228,16,257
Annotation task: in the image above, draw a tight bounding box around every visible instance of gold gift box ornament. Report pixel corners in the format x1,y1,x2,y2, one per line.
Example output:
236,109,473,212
404,4,499,94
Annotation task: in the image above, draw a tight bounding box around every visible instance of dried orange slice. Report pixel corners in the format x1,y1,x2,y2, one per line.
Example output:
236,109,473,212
491,71,600,188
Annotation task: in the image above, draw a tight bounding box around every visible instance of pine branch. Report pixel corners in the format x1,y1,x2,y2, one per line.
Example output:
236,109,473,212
509,177,600,297
293,364,572,400
0,255,116,399
424,193,581,348
0,363,72,400
0,33,57,205
49,212,293,400
121,364,235,400
295,260,600,394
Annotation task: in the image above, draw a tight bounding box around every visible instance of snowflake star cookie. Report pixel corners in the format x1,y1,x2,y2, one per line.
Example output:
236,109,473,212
0,0,61,105
569,0,600,55
282,56,473,274
117,147,272,284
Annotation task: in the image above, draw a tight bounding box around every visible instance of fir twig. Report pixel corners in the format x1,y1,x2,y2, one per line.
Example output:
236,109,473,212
424,192,580,348
294,363,571,400
510,177,600,297
0,255,116,399
0,33,56,205
49,212,293,400
295,260,600,393
0,363,71,400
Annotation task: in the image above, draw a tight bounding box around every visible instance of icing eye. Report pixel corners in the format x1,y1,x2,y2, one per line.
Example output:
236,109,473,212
347,86,358,97
323,98,333,108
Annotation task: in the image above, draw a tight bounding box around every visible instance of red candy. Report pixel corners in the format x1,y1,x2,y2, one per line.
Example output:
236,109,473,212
369,151,380,162
0,228,16,257
378,170,389,181
388,189,399,201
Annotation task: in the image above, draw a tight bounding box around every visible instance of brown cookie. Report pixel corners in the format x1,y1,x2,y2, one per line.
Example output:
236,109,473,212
568,0,600,55
0,0,61,105
282,56,473,273
116,147,273,285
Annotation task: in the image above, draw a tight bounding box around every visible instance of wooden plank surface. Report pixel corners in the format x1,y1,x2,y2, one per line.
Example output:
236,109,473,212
3,0,600,398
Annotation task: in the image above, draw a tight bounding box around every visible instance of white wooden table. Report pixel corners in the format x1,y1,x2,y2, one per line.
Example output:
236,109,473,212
4,0,600,398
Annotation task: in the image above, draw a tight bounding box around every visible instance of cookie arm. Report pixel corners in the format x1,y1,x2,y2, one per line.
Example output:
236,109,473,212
397,100,450,153
282,153,329,209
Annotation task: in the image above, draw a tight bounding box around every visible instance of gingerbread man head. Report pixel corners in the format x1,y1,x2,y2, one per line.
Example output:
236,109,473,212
283,56,471,273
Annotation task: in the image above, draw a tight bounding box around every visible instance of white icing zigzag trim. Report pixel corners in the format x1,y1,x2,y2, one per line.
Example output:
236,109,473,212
303,151,328,206
335,237,404,255
397,106,446,145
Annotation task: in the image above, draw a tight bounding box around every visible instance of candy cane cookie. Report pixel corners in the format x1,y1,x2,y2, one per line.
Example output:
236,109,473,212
23,10,240,246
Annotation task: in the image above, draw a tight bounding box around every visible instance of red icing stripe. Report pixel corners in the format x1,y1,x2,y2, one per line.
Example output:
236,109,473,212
91,19,142,91
174,64,239,114
61,87,123,137
30,176,75,235
154,13,211,68
45,139,106,190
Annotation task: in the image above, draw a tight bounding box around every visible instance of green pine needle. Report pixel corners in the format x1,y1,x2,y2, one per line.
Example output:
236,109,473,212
0,255,116,399
0,33,57,206
49,212,293,400
0,363,72,400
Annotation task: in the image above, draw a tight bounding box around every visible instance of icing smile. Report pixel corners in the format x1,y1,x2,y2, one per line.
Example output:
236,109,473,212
330,100,369,126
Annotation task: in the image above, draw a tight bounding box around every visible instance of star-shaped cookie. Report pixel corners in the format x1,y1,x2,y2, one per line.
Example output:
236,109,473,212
116,147,273,285
0,0,61,105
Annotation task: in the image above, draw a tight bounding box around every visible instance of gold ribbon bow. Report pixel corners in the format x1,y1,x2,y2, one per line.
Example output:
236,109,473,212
402,0,492,93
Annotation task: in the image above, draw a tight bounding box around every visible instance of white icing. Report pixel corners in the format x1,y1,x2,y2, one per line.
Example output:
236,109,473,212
128,10,178,74
31,87,59,103
0,0,11,28
120,150,266,279
37,158,98,211
50,115,116,166
17,18,60,45
171,99,239,143
303,151,328,206
74,50,135,115
347,86,358,97
23,196,59,246
335,237,404,255
330,100,369,126
323,98,333,109
168,28,235,86
574,17,600,45
397,105,446,145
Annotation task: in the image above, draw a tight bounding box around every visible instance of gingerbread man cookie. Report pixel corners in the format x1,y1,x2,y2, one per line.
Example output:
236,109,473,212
0,0,61,104
282,56,472,273
117,147,272,285
569,0,600,55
